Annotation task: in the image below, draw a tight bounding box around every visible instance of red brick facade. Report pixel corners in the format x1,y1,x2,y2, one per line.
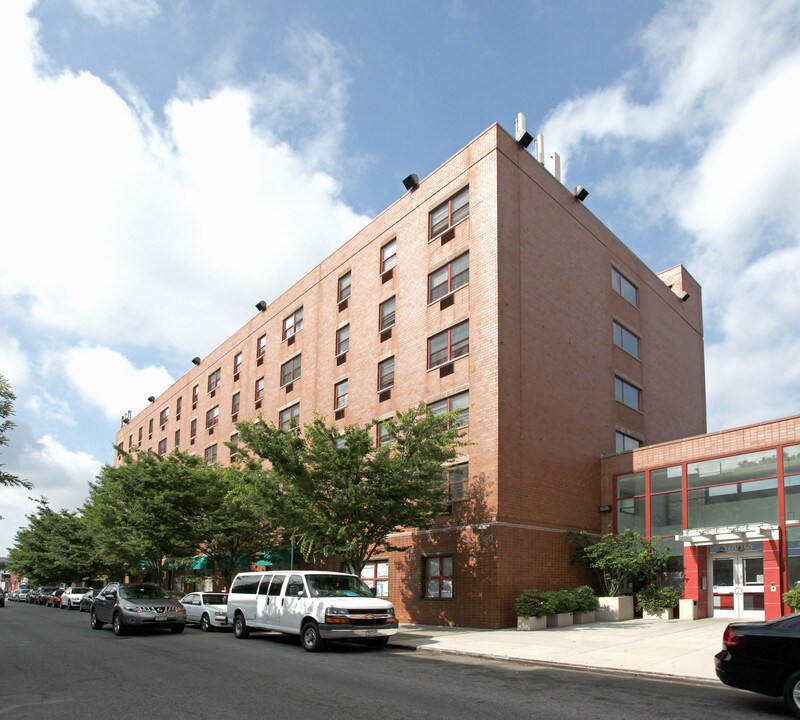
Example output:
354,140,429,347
116,123,706,627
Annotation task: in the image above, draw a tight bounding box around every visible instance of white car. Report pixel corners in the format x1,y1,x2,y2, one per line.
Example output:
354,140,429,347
180,592,229,631
61,586,93,610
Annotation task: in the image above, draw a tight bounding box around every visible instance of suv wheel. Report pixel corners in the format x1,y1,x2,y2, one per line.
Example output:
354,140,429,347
90,609,103,630
301,621,325,652
112,612,127,636
233,613,249,639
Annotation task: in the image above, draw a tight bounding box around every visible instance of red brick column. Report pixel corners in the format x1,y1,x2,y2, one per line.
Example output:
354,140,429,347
763,538,783,620
683,545,709,618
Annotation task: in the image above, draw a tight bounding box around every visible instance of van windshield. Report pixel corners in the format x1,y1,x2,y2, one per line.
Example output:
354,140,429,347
306,574,373,598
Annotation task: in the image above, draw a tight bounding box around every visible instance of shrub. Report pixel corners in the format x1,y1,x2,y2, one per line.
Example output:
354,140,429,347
636,585,681,615
549,589,579,614
572,585,599,613
515,589,556,619
783,586,800,611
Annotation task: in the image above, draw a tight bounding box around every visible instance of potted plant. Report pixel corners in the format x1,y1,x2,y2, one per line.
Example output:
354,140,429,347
782,586,800,612
545,589,577,628
572,585,599,624
637,585,681,619
567,529,671,622
515,589,555,631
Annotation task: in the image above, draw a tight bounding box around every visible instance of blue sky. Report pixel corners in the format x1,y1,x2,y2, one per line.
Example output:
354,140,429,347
2,0,800,555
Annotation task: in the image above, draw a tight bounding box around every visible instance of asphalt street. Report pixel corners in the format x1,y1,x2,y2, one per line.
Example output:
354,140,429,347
0,601,787,719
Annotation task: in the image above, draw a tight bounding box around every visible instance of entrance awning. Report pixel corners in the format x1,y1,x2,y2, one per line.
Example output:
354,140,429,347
676,523,779,546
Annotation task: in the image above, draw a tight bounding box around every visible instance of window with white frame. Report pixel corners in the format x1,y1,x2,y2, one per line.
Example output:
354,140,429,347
282,307,303,340
338,271,351,303
257,334,267,358
334,379,348,410
233,351,243,376
336,324,350,355
380,239,397,274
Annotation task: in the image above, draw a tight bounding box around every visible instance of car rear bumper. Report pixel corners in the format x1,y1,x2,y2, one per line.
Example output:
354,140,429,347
715,650,782,697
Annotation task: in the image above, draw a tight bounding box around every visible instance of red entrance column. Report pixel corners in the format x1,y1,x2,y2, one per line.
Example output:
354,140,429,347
764,537,782,620
682,545,709,619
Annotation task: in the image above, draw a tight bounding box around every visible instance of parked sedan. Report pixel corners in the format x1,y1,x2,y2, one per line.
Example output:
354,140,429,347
79,589,97,612
180,592,229,631
715,614,800,716
61,586,92,610
46,588,65,607
90,582,186,636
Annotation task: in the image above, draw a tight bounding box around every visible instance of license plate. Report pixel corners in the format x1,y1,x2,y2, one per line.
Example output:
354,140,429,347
155,616,167,621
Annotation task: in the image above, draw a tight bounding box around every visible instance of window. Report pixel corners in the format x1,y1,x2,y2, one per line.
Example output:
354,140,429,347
206,406,220,430
429,253,469,303
231,392,240,417
379,297,396,331
190,419,197,441
148,418,153,439
192,384,199,408
128,434,132,450
280,354,301,387
174,429,180,448
159,407,169,427
208,368,221,393
255,377,265,402
429,391,469,429
444,463,469,503
615,431,641,452
361,560,389,597
612,267,638,306
157,438,167,456
138,427,143,446
376,422,392,447
229,432,239,459
430,186,469,239
613,321,640,358
257,334,267,359
279,403,300,431
380,239,397,274
282,307,303,340
336,324,350,356
338,271,352,303
615,376,641,411
428,321,469,368
377,357,395,391
334,379,348,410
176,396,182,420
233,352,242,377
424,556,453,599
204,444,217,465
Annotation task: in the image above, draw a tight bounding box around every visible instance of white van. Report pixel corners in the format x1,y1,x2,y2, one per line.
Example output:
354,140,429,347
226,570,398,652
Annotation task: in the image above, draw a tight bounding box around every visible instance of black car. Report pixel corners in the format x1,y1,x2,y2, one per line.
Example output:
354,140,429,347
716,614,800,716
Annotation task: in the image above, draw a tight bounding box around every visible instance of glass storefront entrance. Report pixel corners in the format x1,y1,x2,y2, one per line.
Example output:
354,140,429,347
708,544,764,619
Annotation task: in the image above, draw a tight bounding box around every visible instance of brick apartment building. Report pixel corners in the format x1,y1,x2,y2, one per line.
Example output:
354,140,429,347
116,122,707,628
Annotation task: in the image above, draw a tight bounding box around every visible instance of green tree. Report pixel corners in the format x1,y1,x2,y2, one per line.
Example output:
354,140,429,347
236,403,463,575
0,373,32,491
194,464,285,590
567,528,671,597
8,498,96,583
83,449,211,578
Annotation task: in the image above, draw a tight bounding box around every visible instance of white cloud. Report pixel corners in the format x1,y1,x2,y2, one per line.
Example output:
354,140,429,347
70,0,160,27
539,0,800,431
24,389,76,426
61,345,174,422
0,3,370,362
0,330,31,389
0,423,102,555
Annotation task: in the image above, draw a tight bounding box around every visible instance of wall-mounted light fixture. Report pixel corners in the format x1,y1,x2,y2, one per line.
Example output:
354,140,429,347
402,174,419,191
573,186,589,202
192,357,201,365
598,504,612,513
255,300,267,312
147,396,155,403
678,290,690,302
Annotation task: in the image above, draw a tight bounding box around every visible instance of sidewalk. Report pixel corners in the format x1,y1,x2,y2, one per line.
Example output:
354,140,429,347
393,617,732,684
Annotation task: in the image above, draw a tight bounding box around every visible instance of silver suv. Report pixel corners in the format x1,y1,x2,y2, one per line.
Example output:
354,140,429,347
90,582,186,636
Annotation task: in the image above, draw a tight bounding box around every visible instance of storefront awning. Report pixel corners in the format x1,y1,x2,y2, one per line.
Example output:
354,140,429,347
256,548,295,566
676,523,779,545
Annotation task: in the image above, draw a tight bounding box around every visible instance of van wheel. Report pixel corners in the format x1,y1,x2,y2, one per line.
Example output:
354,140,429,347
301,621,325,652
367,637,389,649
783,670,800,718
234,614,249,639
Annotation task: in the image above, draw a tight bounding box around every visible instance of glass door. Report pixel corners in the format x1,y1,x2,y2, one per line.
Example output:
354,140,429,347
709,552,764,619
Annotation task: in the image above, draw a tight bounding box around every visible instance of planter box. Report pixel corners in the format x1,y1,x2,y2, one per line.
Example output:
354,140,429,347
517,615,547,631
573,610,596,624
596,595,634,622
643,607,675,620
679,598,698,620
546,612,574,628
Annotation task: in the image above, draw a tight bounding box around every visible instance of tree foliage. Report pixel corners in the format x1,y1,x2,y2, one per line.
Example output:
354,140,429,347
236,403,464,575
567,528,671,597
0,373,33,492
7,498,97,583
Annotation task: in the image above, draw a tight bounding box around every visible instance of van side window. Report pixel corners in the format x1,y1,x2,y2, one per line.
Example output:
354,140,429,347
231,575,260,594
256,574,274,595
268,576,285,597
286,575,305,597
